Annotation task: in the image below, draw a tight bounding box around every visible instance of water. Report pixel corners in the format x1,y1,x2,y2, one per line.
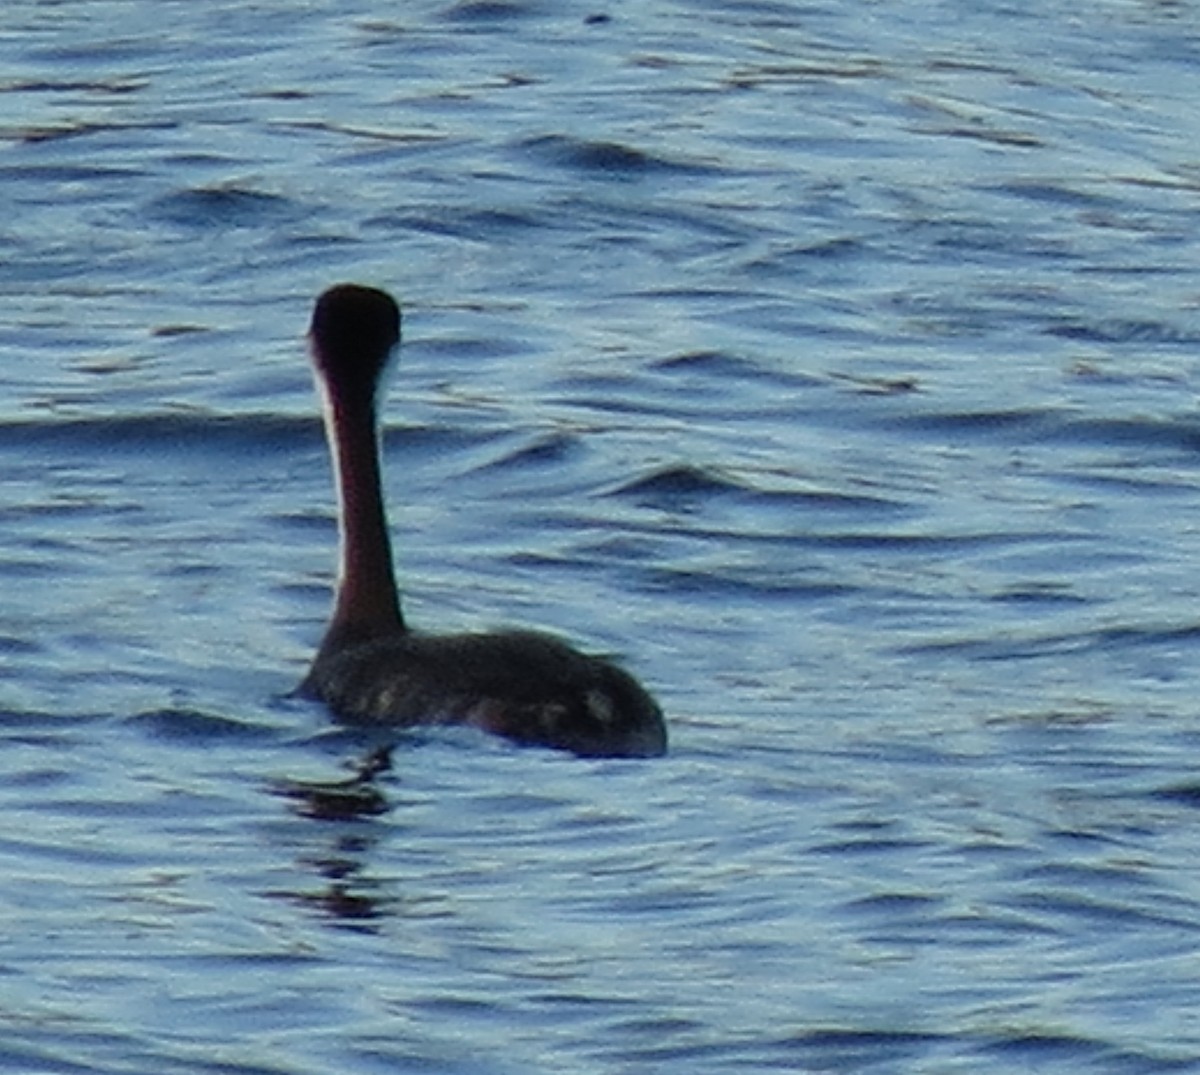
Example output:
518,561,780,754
3,0,1200,1070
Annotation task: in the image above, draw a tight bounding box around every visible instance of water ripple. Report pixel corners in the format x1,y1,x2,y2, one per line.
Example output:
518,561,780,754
516,133,722,177
151,185,304,229
3,0,1200,1072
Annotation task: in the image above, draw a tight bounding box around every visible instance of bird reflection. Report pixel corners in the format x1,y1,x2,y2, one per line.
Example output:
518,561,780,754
272,745,393,821
268,745,396,929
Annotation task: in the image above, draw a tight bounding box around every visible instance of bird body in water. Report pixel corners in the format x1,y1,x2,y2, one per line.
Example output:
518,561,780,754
299,284,667,758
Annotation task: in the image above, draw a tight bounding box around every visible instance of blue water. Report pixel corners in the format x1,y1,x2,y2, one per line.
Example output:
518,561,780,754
4,0,1200,1070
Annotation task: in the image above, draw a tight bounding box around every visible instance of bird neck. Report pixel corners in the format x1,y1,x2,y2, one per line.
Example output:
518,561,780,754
321,383,406,647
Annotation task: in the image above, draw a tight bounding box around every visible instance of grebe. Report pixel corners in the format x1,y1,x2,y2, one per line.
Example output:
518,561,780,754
299,284,667,758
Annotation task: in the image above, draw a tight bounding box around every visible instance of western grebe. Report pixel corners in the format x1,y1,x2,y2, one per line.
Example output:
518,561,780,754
299,284,666,758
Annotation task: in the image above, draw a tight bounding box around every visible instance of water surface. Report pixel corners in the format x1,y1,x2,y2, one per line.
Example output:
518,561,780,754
3,1,1200,1071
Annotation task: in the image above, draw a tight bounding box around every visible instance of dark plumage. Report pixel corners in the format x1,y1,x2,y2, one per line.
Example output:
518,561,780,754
299,284,667,758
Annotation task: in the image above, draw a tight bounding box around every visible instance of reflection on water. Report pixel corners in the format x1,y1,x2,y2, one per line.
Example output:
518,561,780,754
270,747,394,927
274,745,394,822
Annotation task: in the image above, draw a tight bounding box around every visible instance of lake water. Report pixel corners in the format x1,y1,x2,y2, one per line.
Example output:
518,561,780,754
3,0,1200,1071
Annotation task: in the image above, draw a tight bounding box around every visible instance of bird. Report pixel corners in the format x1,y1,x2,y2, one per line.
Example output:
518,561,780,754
298,283,667,758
